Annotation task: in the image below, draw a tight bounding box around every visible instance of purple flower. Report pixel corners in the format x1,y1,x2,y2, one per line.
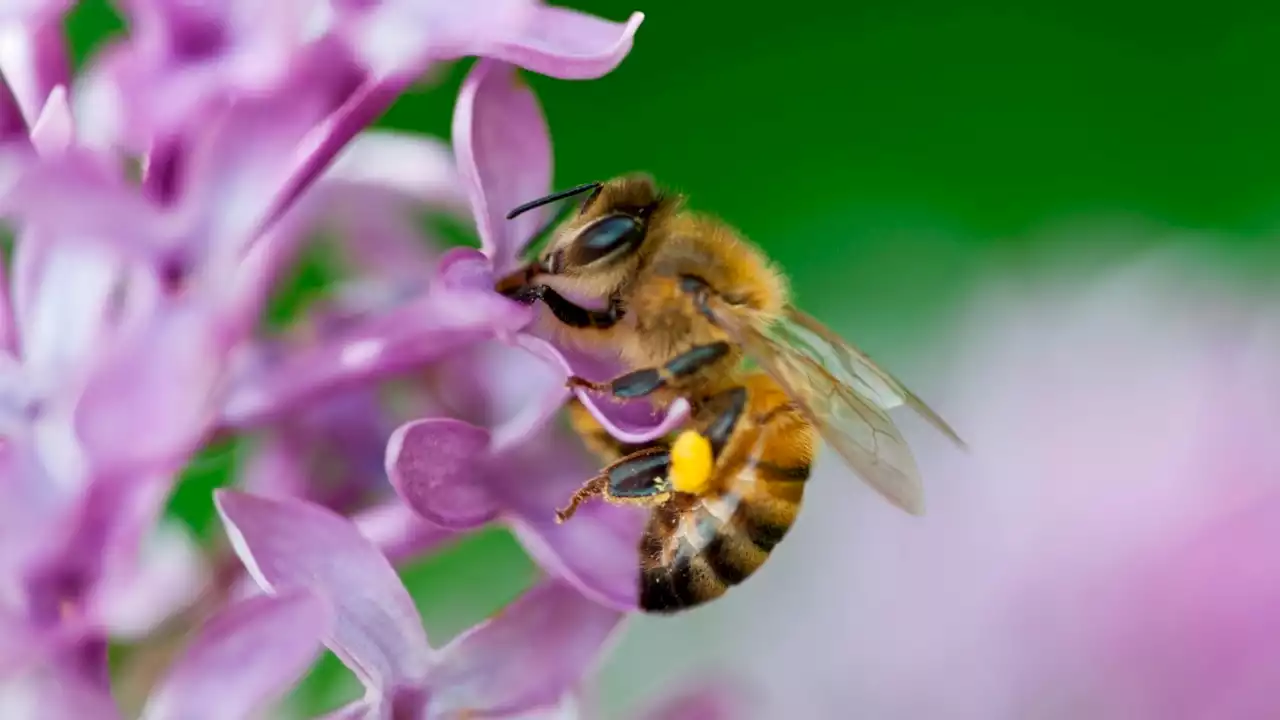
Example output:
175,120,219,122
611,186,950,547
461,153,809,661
216,490,625,718
0,589,328,720
214,14,651,433
442,56,691,444
0,89,212,676
0,0,652,699
380,56,704,611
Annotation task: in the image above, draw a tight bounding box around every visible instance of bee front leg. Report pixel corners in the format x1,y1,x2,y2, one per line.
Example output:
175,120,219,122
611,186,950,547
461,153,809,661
534,286,625,330
566,342,733,400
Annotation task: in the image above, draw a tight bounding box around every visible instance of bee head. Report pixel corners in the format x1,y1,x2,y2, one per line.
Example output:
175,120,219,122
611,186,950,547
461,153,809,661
502,175,666,299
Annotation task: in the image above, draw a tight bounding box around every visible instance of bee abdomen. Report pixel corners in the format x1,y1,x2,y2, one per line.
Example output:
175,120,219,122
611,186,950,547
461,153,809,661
755,460,811,484
700,532,761,586
638,505,773,613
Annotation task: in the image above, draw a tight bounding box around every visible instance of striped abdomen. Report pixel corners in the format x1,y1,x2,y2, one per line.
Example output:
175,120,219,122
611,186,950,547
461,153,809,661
639,375,815,613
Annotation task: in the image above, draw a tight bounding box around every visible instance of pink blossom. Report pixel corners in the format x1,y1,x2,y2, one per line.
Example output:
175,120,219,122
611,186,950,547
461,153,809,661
216,490,625,718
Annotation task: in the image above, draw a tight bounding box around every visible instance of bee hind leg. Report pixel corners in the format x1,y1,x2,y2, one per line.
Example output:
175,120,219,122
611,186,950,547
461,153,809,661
555,446,673,524
555,476,609,524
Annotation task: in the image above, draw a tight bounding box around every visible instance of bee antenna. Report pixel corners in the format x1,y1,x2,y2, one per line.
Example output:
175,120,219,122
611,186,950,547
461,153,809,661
506,182,602,220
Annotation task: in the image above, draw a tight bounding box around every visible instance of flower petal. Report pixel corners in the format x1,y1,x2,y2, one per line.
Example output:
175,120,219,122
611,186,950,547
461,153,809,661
141,590,329,720
314,700,373,720
11,239,131,391
177,90,330,273
494,441,646,611
26,84,71,155
523,338,692,445
339,0,532,79
75,297,227,477
352,500,462,566
429,578,626,717
0,157,168,262
572,392,691,445
490,9,645,81
93,520,208,639
215,490,434,690
221,286,533,427
0,658,120,720
452,59,552,274
0,14,70,128
387,418,500,530
488,336,572,453
325,131,462,207
435,247,497,293
0,74,26,139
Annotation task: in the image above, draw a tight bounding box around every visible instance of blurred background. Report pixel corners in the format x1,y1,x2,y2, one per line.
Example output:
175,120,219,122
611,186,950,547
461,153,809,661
67,0,1280,716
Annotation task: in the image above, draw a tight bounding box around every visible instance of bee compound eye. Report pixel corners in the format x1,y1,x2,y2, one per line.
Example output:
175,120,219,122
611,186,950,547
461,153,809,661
573,214,644,265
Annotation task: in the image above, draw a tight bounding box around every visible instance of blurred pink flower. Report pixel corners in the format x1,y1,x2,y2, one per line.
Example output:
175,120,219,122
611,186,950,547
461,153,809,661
0,589,328,720
216,490,625,718
0,0,650,701
606,253,1280,719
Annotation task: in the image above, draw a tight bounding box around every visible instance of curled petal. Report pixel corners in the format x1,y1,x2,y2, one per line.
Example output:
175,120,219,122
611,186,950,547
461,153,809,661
141,590,329,720
490,9,645,81
430,578,626,717
573,393,691,445
528,339,692,445
452,59,552,274
215,491,433,690
388,418,500,530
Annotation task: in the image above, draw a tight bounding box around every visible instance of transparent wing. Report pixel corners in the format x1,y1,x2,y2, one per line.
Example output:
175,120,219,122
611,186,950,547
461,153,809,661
780,309,967,448
707,302,963,515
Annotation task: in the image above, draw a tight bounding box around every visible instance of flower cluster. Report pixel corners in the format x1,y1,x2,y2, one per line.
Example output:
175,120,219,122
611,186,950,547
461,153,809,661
0,2,720,718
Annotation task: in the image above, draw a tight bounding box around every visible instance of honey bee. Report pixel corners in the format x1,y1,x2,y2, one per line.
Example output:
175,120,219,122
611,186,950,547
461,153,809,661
496,175,965,613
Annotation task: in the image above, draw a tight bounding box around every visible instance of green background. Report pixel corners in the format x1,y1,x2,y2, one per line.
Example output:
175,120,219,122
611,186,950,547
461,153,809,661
65,0,1280,715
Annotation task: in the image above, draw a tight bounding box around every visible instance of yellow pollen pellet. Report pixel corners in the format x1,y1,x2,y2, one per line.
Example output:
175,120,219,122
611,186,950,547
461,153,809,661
669,430,714,495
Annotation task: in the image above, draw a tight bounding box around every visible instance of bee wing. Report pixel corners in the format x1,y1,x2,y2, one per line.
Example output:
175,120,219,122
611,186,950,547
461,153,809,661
707,302,962,515
781,309,967,449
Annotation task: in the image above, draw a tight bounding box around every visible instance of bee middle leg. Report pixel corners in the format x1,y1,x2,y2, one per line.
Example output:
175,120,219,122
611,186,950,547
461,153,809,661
566,342,733,400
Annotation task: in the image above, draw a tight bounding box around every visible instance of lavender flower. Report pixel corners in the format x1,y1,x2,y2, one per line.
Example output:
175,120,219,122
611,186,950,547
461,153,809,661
0,0,654,715
216,490,625,718
382,56,701,611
